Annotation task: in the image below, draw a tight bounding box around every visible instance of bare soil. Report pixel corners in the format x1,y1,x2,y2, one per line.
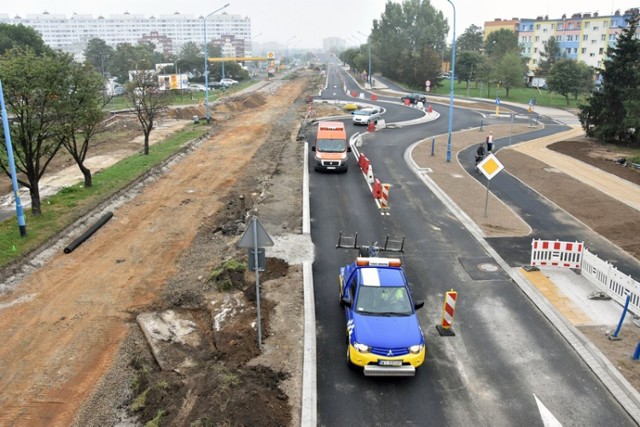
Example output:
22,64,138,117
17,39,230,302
1,74,640,426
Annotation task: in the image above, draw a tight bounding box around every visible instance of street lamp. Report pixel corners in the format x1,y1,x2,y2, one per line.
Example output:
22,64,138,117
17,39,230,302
286,36,296,66
357,31,372,87
204,3,230,124
445,0,456,162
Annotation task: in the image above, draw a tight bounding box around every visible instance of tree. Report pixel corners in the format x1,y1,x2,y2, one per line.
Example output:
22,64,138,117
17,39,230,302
371,0,448,88
0,48,74,215
177,41,205,78
579,12,640,145
456,25,484,53
485,29,520,60
126,71,168,155
492,52,527,97
537,36,562,76
58,62,107,188
84,38,114,76
0,23,51,55
108,43,155,84
455,51,485,87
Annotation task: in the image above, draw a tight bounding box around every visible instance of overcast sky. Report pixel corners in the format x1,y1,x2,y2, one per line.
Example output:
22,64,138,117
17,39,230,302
6,1,639,48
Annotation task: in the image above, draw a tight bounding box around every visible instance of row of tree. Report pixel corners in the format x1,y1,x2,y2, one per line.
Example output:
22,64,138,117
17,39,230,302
340,0,640,145
83,38,249,84
0,24,171,217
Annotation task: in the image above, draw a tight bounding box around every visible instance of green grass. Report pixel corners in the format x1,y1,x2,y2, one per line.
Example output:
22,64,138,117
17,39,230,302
428,80,587,109
0,125,208,268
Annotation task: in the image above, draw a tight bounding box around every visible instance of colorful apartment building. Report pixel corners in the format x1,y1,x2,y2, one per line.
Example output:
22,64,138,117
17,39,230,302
485,8,638,74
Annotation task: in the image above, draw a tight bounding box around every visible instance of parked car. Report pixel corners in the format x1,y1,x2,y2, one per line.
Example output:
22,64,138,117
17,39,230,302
208,81,223,89
220,78,239,87
113,86,125,96
352,107,381,126
401,93,427,104
188,83,206,92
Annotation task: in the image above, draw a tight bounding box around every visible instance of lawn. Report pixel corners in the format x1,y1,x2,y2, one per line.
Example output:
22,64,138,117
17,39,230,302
428,80,586,109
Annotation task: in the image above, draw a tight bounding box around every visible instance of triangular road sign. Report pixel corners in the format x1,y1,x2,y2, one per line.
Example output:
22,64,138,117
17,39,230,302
237,216,274,248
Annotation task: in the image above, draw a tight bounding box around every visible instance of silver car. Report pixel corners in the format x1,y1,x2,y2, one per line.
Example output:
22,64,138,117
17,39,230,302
352,107,381,126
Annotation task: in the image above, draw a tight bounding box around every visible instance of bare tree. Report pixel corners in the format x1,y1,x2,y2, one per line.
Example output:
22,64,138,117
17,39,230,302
126,70,168,155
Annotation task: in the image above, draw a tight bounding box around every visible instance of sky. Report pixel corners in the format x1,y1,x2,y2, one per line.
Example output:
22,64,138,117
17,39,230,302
6,1,640,49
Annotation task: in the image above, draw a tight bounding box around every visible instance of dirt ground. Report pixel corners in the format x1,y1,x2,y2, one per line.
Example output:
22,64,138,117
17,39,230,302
0,71,320,426
1,71,640,426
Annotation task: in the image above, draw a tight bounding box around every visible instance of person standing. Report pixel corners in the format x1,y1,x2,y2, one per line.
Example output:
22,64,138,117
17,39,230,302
486,132,494,152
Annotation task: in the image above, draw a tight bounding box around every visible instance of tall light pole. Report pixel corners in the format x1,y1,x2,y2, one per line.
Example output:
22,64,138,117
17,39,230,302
286,36,296,66
445,0,456,162
248,32,263,78
204,3,230,124
357,31,372,87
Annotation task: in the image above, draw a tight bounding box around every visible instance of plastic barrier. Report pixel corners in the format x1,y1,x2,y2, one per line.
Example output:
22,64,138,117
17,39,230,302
359,93,365,99
380,183,390,208
351,90,357,97
372,179,382,199
371,94,378,101
366,165,374,184
359,154,370,173
530,239,583,269
403,98,410,106
367,121,375,133
436,289,457,336
427,104,433,113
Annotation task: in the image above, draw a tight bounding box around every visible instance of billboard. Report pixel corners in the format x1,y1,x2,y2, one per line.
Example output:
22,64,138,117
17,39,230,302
157,74,189,90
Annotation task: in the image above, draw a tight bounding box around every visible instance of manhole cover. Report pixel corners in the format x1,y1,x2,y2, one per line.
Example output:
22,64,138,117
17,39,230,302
478,263,499,272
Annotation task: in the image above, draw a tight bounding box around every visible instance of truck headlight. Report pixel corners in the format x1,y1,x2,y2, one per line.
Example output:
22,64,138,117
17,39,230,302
353,342,371,353
409,344,424,354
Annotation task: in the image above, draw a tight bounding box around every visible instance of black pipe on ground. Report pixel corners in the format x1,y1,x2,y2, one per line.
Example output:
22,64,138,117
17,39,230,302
64,211,114,254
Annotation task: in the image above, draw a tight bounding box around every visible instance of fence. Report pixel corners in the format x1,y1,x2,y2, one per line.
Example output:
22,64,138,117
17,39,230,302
530,239,640,316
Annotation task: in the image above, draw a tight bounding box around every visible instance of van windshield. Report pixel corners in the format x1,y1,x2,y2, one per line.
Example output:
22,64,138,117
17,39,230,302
317,138,346,153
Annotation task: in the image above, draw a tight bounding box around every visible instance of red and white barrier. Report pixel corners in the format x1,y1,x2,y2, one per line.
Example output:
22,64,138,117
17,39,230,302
530,239,583,269
437,289,457,336
380,183,390,209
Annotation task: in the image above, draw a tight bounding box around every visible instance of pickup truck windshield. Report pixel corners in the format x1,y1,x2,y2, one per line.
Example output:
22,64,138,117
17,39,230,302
355,285,412,315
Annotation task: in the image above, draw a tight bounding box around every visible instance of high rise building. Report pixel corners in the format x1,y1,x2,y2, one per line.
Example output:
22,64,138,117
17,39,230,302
0,11,253,59
484,8,639,73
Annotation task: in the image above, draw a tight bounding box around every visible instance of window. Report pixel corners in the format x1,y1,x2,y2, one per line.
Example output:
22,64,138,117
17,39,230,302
558,23,564,30
536,24,541,30
581,48,586,53
568,23,574,30
601,34,606,41
609,34,616,41
534,47,538,53
566,47,571,54
593,26,598,31
584,21,590,29
557,35,562,41
599,47,604,54
590,53,595,57
533,59,538,64
551,24,555,29
573,48,578,53
535,36,539,42
583,34,588,41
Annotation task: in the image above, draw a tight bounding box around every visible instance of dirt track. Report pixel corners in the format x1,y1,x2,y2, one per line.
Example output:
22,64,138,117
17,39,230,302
0,74,313,426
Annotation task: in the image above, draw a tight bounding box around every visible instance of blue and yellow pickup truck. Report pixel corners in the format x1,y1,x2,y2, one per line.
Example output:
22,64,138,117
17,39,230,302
338,255,426,376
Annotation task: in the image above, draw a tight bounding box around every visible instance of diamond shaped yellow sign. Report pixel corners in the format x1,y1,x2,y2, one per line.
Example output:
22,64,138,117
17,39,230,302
477,153,504,180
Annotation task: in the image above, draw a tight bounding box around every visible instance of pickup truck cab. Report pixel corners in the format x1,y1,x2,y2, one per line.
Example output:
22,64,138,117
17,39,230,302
339,256,426,376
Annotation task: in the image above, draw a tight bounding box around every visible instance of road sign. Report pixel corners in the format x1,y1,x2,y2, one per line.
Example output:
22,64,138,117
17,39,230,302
237,216,274,248
477,153,504,180
495,97,501,105
425,80,431,87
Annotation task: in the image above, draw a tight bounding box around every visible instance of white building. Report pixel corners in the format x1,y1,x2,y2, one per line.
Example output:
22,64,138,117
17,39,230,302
0,11,253,57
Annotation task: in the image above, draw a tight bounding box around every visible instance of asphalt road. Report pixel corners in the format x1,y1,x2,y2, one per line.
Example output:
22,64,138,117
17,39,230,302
309,64,635,426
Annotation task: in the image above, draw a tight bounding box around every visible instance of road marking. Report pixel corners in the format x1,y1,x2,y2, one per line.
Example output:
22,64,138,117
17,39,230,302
534,394,562,427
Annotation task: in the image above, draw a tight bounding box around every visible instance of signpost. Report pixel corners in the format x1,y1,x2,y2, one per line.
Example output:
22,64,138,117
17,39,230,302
237,216,274,351
425,80,431,93
476,153,505,217
495,97,501,117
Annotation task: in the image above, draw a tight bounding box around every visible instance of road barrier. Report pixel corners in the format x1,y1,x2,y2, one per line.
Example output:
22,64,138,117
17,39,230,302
372,179,382,199
371,94,378,101
436,289,457,336
380,183,390,208
530,239,583,269
530,239,640,316
367,121,375,133
366,165,374,184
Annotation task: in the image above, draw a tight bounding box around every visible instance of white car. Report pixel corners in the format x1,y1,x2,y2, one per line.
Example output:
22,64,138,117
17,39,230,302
352,107,381,126
188,83,206,92
220,78,239,87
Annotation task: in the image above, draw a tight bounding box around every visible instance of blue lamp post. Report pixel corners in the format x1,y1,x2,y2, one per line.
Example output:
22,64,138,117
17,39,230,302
204,3,230,123
0,80,27,237
445,0,456,162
